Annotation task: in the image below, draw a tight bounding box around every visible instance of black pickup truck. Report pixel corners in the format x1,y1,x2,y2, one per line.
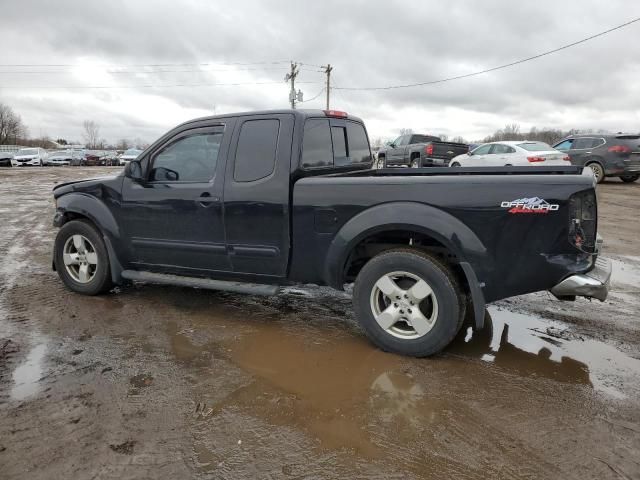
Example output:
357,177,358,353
378,133,468,168
51,109,611,357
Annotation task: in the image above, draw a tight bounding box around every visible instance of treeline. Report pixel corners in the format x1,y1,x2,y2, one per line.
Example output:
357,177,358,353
481,123,613,145
0,101,147,150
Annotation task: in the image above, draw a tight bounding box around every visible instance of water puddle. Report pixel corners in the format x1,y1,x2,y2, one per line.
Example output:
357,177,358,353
610,256,640,289
450,306,640,398
160,289,640,471
11,342,47,401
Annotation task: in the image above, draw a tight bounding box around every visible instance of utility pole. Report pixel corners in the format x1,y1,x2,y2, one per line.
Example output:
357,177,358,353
324,64,333,109
284,62,299,109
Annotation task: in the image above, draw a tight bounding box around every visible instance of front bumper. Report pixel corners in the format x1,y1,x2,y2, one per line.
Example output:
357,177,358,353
550,256,612,302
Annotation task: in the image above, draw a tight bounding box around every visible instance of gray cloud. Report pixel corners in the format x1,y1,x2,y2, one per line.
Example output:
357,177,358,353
1,0,639,143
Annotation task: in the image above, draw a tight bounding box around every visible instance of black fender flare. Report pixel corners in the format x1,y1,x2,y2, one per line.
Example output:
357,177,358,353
53,193,124,283
324,202,487,328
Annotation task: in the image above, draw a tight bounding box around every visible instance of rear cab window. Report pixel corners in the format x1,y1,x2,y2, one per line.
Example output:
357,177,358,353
301,118,371,169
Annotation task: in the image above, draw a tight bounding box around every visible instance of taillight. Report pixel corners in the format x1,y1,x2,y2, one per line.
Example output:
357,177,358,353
563,155,571,162
568,191,597,252
425,144,434,155
527,156,545,163
607,145,632,154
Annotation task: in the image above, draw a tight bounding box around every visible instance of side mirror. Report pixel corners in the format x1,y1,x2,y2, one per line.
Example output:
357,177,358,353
467,152,472,156
125,159,143,181
388,142,396,148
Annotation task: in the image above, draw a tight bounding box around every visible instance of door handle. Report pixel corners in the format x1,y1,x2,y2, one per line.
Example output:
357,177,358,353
197,193,219,207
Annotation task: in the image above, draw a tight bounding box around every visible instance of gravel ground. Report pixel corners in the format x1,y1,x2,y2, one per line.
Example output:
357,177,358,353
1,167,639,479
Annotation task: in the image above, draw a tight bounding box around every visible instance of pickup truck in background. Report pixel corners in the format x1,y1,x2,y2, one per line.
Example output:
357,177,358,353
378,133,469,168
51,109,611,357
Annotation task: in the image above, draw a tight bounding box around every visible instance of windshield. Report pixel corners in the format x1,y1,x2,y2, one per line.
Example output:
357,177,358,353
18,148,38,156
518,142,553,152
124,149,142,156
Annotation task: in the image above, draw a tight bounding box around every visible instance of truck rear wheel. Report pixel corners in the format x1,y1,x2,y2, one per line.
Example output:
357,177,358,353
353,249,464,357
54,220,113,295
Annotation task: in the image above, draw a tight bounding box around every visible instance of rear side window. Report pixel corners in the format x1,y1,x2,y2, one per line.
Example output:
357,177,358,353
572,138,595,149
346,122,372,164
301,119,332,168
234,119,280,182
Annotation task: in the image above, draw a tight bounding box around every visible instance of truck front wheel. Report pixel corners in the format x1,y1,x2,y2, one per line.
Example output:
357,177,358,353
353,249,464,357
54,220,113,295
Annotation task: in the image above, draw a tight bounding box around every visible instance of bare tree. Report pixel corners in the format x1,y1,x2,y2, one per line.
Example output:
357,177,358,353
452,135,467,144
82,120,100,149
116,138,130,150
0,103,25,144
399,128,413,136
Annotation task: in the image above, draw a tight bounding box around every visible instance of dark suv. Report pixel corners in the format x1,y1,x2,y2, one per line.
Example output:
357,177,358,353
554,133,640,183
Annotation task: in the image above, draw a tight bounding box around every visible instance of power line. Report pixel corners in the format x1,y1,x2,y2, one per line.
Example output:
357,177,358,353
0,80,322,90
0,66,294,74
0,60,293,68
334,16,640,91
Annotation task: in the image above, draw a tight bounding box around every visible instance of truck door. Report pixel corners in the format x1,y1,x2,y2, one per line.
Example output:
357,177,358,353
223,114,294,277
119,123,232,273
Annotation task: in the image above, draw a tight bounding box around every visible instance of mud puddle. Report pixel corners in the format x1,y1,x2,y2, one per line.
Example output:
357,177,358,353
610,255,640,289
450,307,640,398
10,341,47,401
164,294,640,470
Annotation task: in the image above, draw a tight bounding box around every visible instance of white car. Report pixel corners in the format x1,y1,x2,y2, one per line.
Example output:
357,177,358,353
11,147,49,167
449,141,570,167
118,148,142,166
46,151,75,166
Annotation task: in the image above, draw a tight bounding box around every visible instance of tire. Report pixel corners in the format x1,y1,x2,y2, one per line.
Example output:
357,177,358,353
353,248,465,357
450,162,461,167
378,156,386,168
410,157,420,168
587,162,605,184
54,220,113,295
620,174,639,183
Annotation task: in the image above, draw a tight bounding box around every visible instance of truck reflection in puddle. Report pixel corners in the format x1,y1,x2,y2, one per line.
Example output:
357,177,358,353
449,307,639,398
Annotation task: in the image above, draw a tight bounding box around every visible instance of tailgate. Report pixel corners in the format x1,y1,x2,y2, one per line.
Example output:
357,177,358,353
429,142,468,161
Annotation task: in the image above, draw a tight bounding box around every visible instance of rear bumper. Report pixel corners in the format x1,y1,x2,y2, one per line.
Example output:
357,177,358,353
550,256,611,302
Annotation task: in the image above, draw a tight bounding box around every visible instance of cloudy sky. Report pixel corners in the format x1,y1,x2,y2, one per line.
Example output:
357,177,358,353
1,0,639,145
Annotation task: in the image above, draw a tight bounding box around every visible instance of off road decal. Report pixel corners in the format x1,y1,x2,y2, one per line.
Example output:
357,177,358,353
501,197,559,214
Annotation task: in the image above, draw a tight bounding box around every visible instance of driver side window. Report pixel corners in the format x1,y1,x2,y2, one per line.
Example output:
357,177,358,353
150,131,223,182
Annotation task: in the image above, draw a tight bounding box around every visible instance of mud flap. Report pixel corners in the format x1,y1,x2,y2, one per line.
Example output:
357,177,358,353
103,235,124,284
459,262,486,330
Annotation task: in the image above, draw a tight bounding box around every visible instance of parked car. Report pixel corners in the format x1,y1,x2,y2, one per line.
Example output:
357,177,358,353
378,134,468,168
553,133,640,183
11,147,48,166
46,150,82,166
51,109,610,358
450,141,570,167
0,152,14,167
119,148,142,166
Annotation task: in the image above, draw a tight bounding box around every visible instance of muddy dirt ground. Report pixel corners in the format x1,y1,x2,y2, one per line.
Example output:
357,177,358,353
1,167,639,479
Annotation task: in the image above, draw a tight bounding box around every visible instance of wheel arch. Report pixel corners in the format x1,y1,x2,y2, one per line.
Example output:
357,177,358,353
324,202,488,328
53,193,124,282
